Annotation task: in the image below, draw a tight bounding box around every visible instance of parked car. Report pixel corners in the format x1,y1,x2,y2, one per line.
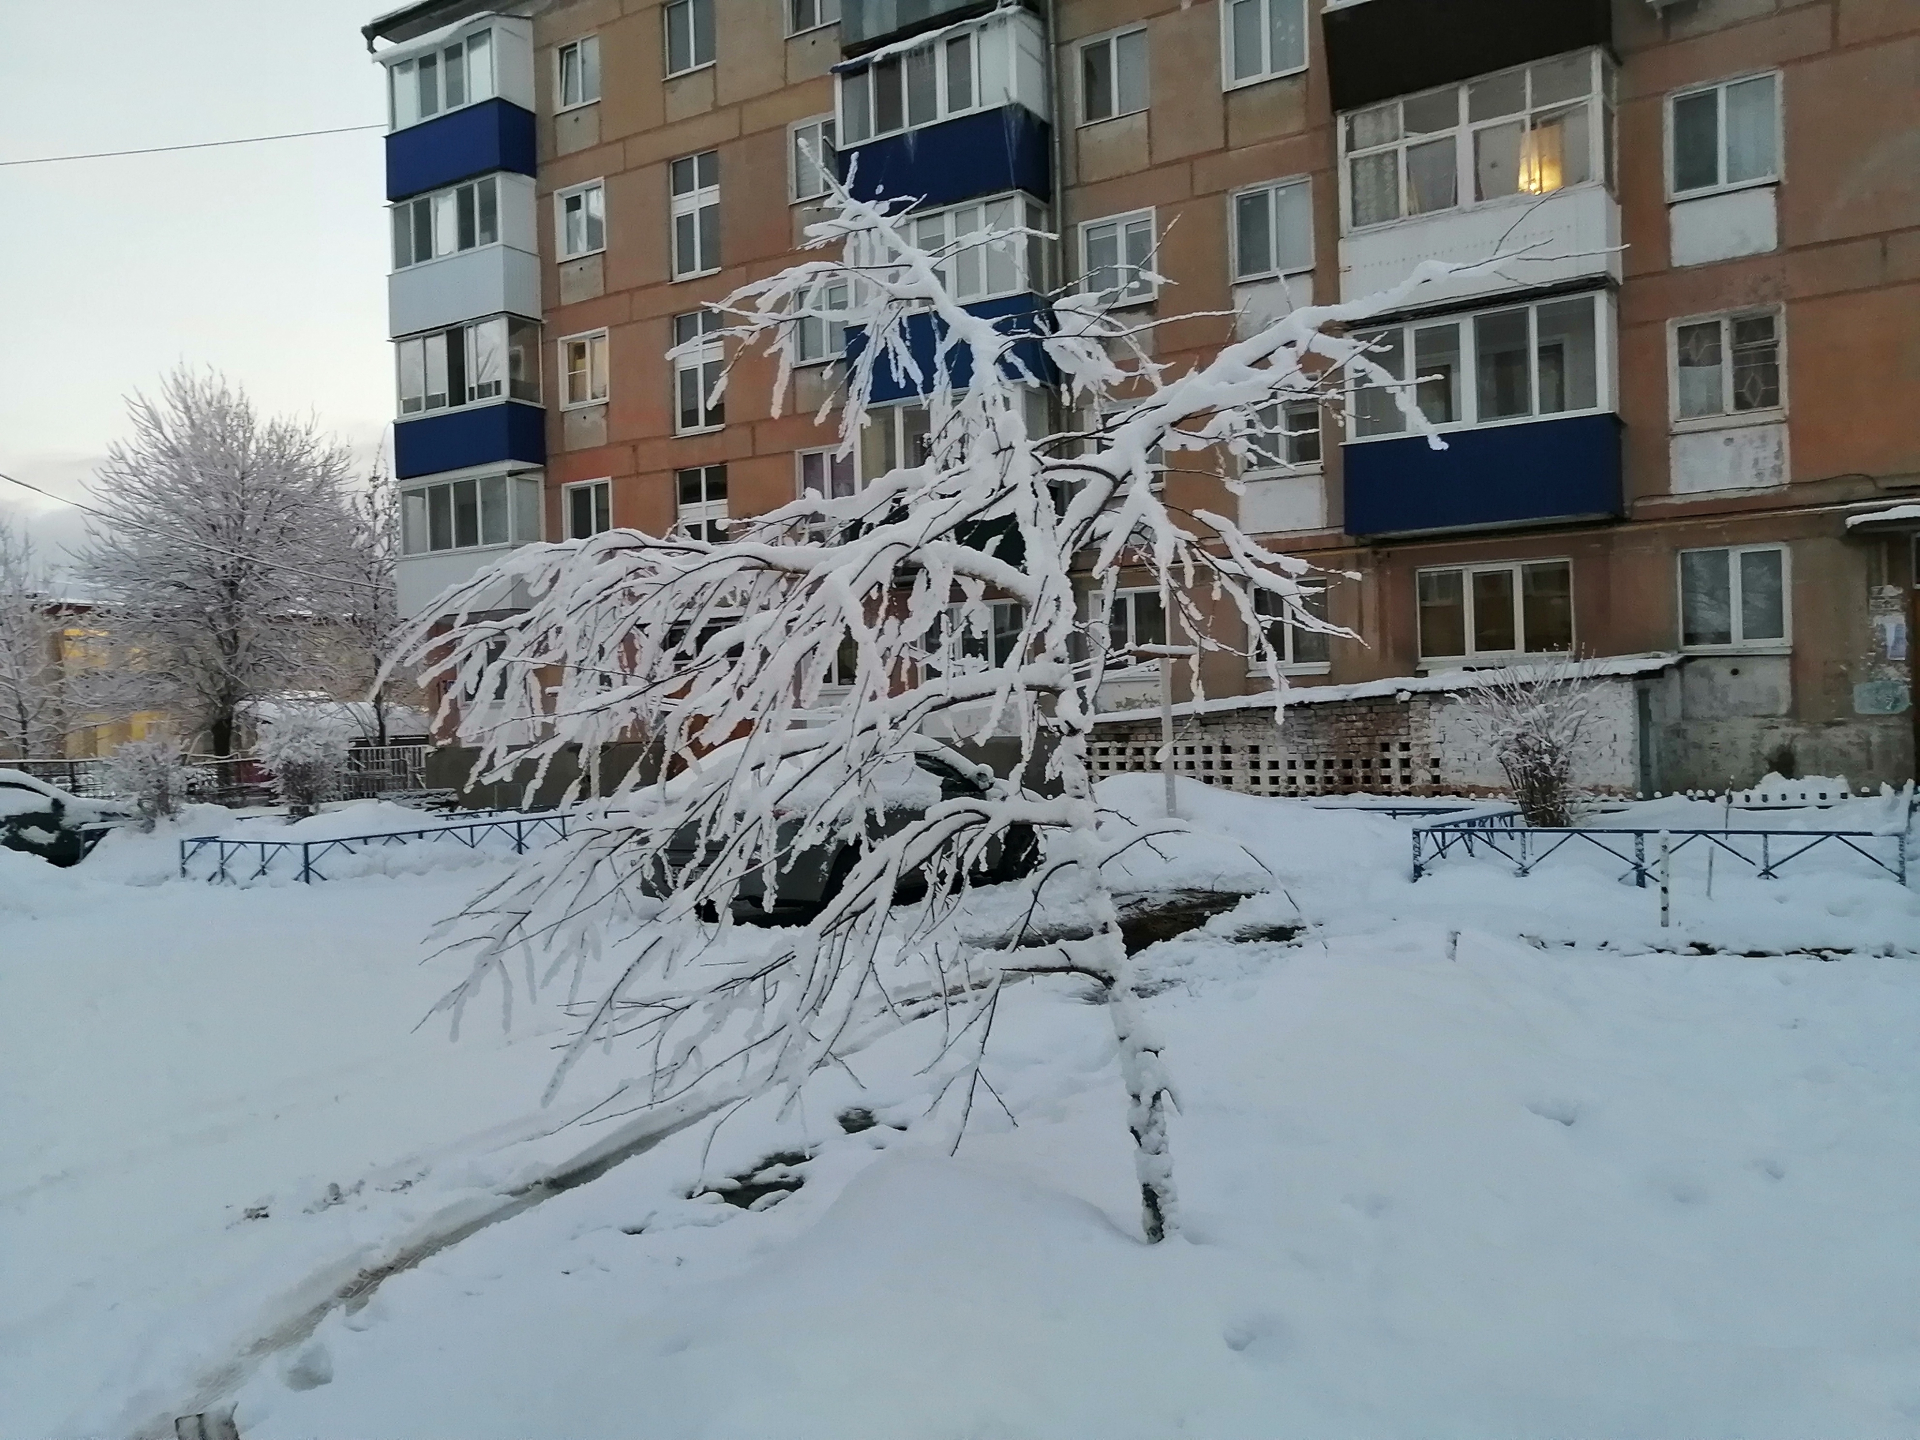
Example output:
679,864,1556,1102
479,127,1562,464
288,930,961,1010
663,754,1041,925
0,769,136,867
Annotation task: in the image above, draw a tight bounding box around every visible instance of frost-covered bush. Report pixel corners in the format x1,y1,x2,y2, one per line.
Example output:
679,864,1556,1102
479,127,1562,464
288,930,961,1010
257,712,352,820
103,737,197,831
1454,658,1600,827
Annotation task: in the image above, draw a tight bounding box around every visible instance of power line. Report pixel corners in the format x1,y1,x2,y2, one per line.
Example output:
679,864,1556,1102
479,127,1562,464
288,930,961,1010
0,123,384,169
0,468,382,593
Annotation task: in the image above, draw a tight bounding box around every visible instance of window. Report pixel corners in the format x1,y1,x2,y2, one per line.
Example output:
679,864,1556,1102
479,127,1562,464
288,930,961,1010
1081,27,1147,124
1416,560,1572,660
672,311,724,432
391,176,500,269
788,0,839,35
556,181,605,259
557,36,601,109
399,472,540,554
859,402,933,483
928,600,1026,676
1232,177,1312,282
1223,0,1306,88
1245,400,1322,470
676,465,728,541
1670,73,1778,198
1081,210,1155,305
397,316,540,415
1341,51,1608,230
847,195,1048,305
561,330,608,408
790,117,837,202
1680,545,1787,649
1351,292,1603,438
1253,585,1330,667
664,0,715,75
799,448,858,501
564,479,612,539
792,279,848,366
1105,588,1167,665
837,19,993,143
1673,311,1781,422
389,29,495,129
671,150,720,279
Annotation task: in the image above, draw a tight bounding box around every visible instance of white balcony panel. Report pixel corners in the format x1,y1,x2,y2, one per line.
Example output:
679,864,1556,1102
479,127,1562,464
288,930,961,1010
1239,473,1327,534
1338,185,1619,307
1670,186,1777,269
1670,421,1788,496
397,545,529,620
389,244,540,338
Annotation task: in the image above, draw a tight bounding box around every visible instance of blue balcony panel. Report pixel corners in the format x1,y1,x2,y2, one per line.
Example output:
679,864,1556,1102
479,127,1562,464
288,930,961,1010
386,99,536,202
393,401,545,480
838,106,1051,210
848,292,1056,406
1342,412,1623,538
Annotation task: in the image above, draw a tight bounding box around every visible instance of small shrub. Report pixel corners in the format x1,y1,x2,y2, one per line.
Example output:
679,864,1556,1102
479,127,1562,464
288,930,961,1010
257,712,352,820
103,737,197,831
1454,657,1601,827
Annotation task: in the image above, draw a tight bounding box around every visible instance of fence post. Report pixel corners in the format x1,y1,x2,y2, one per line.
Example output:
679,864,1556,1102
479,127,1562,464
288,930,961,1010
300,841,313,884
1411,828,1423,881
1658,830,1671,927
1634,832,1646,888
1517,827,1529,877
1900,832,1909,888
1760,832,1772,879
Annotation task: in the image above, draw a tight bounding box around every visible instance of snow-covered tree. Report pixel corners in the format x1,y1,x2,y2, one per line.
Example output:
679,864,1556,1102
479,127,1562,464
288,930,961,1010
76,369,359,756
256,710,351,820
409,176,1459,1242
1452,655,1603,826
0,517,62,759
102,735,197,830
323,467,408,745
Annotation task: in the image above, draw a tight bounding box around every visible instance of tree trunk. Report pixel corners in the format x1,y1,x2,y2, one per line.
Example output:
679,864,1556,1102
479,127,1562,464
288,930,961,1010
209,712,234,758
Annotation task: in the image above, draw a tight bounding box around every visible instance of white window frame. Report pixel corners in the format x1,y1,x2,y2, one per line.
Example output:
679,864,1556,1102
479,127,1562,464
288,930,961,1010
388,28,496,131
556,36,601,111
928,599,1027,677
798,446,859,500
675,464,729,541
560,329,609,409
391,175,501,271
398,472,523,556
1677,544,1791,653
670,150,721,280
1337,50,1612,234
562,478,612,539
1079,208,1157,307
1347,290,1612,441
671,311,725,434
555,180,606,260
858,401,934,483
1078,25,1148,127
789,115,837,203
1668,308,1786,431
663,0,715,77
791,278,849,367
787,0,840,37
1103,587,1168,671
1250,585,1332,674
1221,0,1308,92
396,315,541,416
1666,70,1781,202
1243,399,1324,473
1415,559,1576,663
834,16,992,144
1229,175,1313,284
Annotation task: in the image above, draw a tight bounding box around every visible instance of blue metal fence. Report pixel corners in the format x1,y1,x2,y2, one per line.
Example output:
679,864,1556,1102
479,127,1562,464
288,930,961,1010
1411,809,1910,887
179,812,572,884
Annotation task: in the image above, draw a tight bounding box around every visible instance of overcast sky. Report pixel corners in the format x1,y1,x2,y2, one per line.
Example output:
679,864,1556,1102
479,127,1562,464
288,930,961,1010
0,1,395,570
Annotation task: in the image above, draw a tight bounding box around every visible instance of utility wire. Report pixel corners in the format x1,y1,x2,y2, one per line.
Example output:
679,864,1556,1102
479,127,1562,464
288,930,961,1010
0,468,382,593
0,123,384,169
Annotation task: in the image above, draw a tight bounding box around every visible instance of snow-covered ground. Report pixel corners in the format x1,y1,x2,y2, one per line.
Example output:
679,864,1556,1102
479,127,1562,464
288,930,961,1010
4,781,1918,1438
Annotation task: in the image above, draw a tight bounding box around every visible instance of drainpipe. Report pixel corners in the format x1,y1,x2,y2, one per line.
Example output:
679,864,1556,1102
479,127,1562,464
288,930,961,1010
1041,0,1067,300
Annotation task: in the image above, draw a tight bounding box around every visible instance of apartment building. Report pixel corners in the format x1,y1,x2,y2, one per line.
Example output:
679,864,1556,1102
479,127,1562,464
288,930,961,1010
364,0,1920,794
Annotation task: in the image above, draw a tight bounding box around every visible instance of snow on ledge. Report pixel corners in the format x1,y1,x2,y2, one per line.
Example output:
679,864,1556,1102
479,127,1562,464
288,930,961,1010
1845,502,1920,529
1095,653,1683,724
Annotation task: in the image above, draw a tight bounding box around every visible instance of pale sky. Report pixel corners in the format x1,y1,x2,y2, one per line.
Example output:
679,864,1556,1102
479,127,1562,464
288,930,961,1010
0,1,397,570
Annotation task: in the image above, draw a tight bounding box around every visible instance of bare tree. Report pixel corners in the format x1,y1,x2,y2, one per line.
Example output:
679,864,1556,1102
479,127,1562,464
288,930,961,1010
323,467,406,744
0,517,62,759
410,178,1459,1242
76,369,358,756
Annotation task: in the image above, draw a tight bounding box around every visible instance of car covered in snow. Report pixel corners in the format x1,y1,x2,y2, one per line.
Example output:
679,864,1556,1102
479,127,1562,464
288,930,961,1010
0,769,136,866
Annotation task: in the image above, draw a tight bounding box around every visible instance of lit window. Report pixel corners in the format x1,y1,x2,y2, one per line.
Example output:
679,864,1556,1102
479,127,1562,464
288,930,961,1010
1680,545,1787,649
1231,177,1312,282
664,0,714,75
1223,0,1305,88
1253,585,1330,667
561,330,609,407
396,316,540,415
556,181,606,259
564,479,612,539
676,465,729,541
1350,293,1603,438
1417,561,1572,660
1341,51,1606,229
388,29,495,130
788,0,839,35
1081,210,1155,305
557,36,601,109
1081,27,1147,124
790,117,837,202
1670,73,1778,198
1674,311,1781,421
671,150,721,279
392,176,500,270
672,311,724,432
